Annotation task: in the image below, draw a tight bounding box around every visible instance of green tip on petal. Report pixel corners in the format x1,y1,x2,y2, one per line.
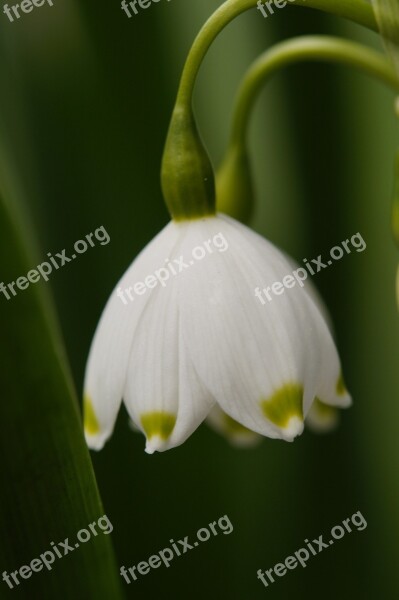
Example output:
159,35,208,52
260,383,304,438
141,412,176,442
84,395,100,436
336,373,347,396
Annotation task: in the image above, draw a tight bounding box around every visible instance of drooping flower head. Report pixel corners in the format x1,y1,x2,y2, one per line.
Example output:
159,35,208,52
84,7,352,453
84,212,350,453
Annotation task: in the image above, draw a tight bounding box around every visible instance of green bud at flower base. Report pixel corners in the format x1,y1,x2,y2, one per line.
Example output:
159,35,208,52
161,106,216,221
216,143,255,224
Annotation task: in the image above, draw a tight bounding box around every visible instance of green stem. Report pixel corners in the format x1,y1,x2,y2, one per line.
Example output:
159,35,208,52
176,0,377,108
231,35,399,145
161,0,378,220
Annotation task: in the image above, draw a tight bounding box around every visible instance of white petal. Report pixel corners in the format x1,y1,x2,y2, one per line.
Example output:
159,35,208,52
123,258,214,453
178,214,348,441
218,215,351,412
284,247,351,410
83,221,183,449
284,253,334,334
206,406,262,448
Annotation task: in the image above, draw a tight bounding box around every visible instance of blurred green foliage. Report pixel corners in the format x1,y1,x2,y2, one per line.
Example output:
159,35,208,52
0,1,398,598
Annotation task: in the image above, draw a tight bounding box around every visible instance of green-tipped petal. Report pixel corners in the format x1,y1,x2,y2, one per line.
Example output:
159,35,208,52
83,221,182,450
306,398,340,433
179,214,348,442
141,412,177,454
261,384,304,440
123,251,214,454
84,395,100,437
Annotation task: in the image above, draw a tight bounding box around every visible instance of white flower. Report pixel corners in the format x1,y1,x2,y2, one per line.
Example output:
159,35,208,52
83,213,351,454
205,397,341,448
206,267,342,449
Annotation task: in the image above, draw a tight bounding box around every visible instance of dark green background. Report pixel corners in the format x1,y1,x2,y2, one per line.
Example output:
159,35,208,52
0,0,398,598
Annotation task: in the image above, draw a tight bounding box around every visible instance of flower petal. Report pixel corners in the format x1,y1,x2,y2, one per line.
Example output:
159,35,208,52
285,253,351,410
219,215,352,412
83,221,182,449
179,214,348,441
123,264,214,454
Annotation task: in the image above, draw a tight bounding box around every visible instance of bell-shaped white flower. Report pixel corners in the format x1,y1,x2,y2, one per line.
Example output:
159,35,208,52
83,213,351,454
205,273,343,447
206,398,341,447
206,275,343,448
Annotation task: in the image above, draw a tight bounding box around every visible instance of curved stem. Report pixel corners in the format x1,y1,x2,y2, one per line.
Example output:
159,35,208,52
176,0,377,108
230,35,399,145
161,0,379,220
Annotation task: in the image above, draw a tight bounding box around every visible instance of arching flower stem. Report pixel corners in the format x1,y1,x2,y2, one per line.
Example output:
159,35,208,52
229,35,399,148
161,0,377,220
